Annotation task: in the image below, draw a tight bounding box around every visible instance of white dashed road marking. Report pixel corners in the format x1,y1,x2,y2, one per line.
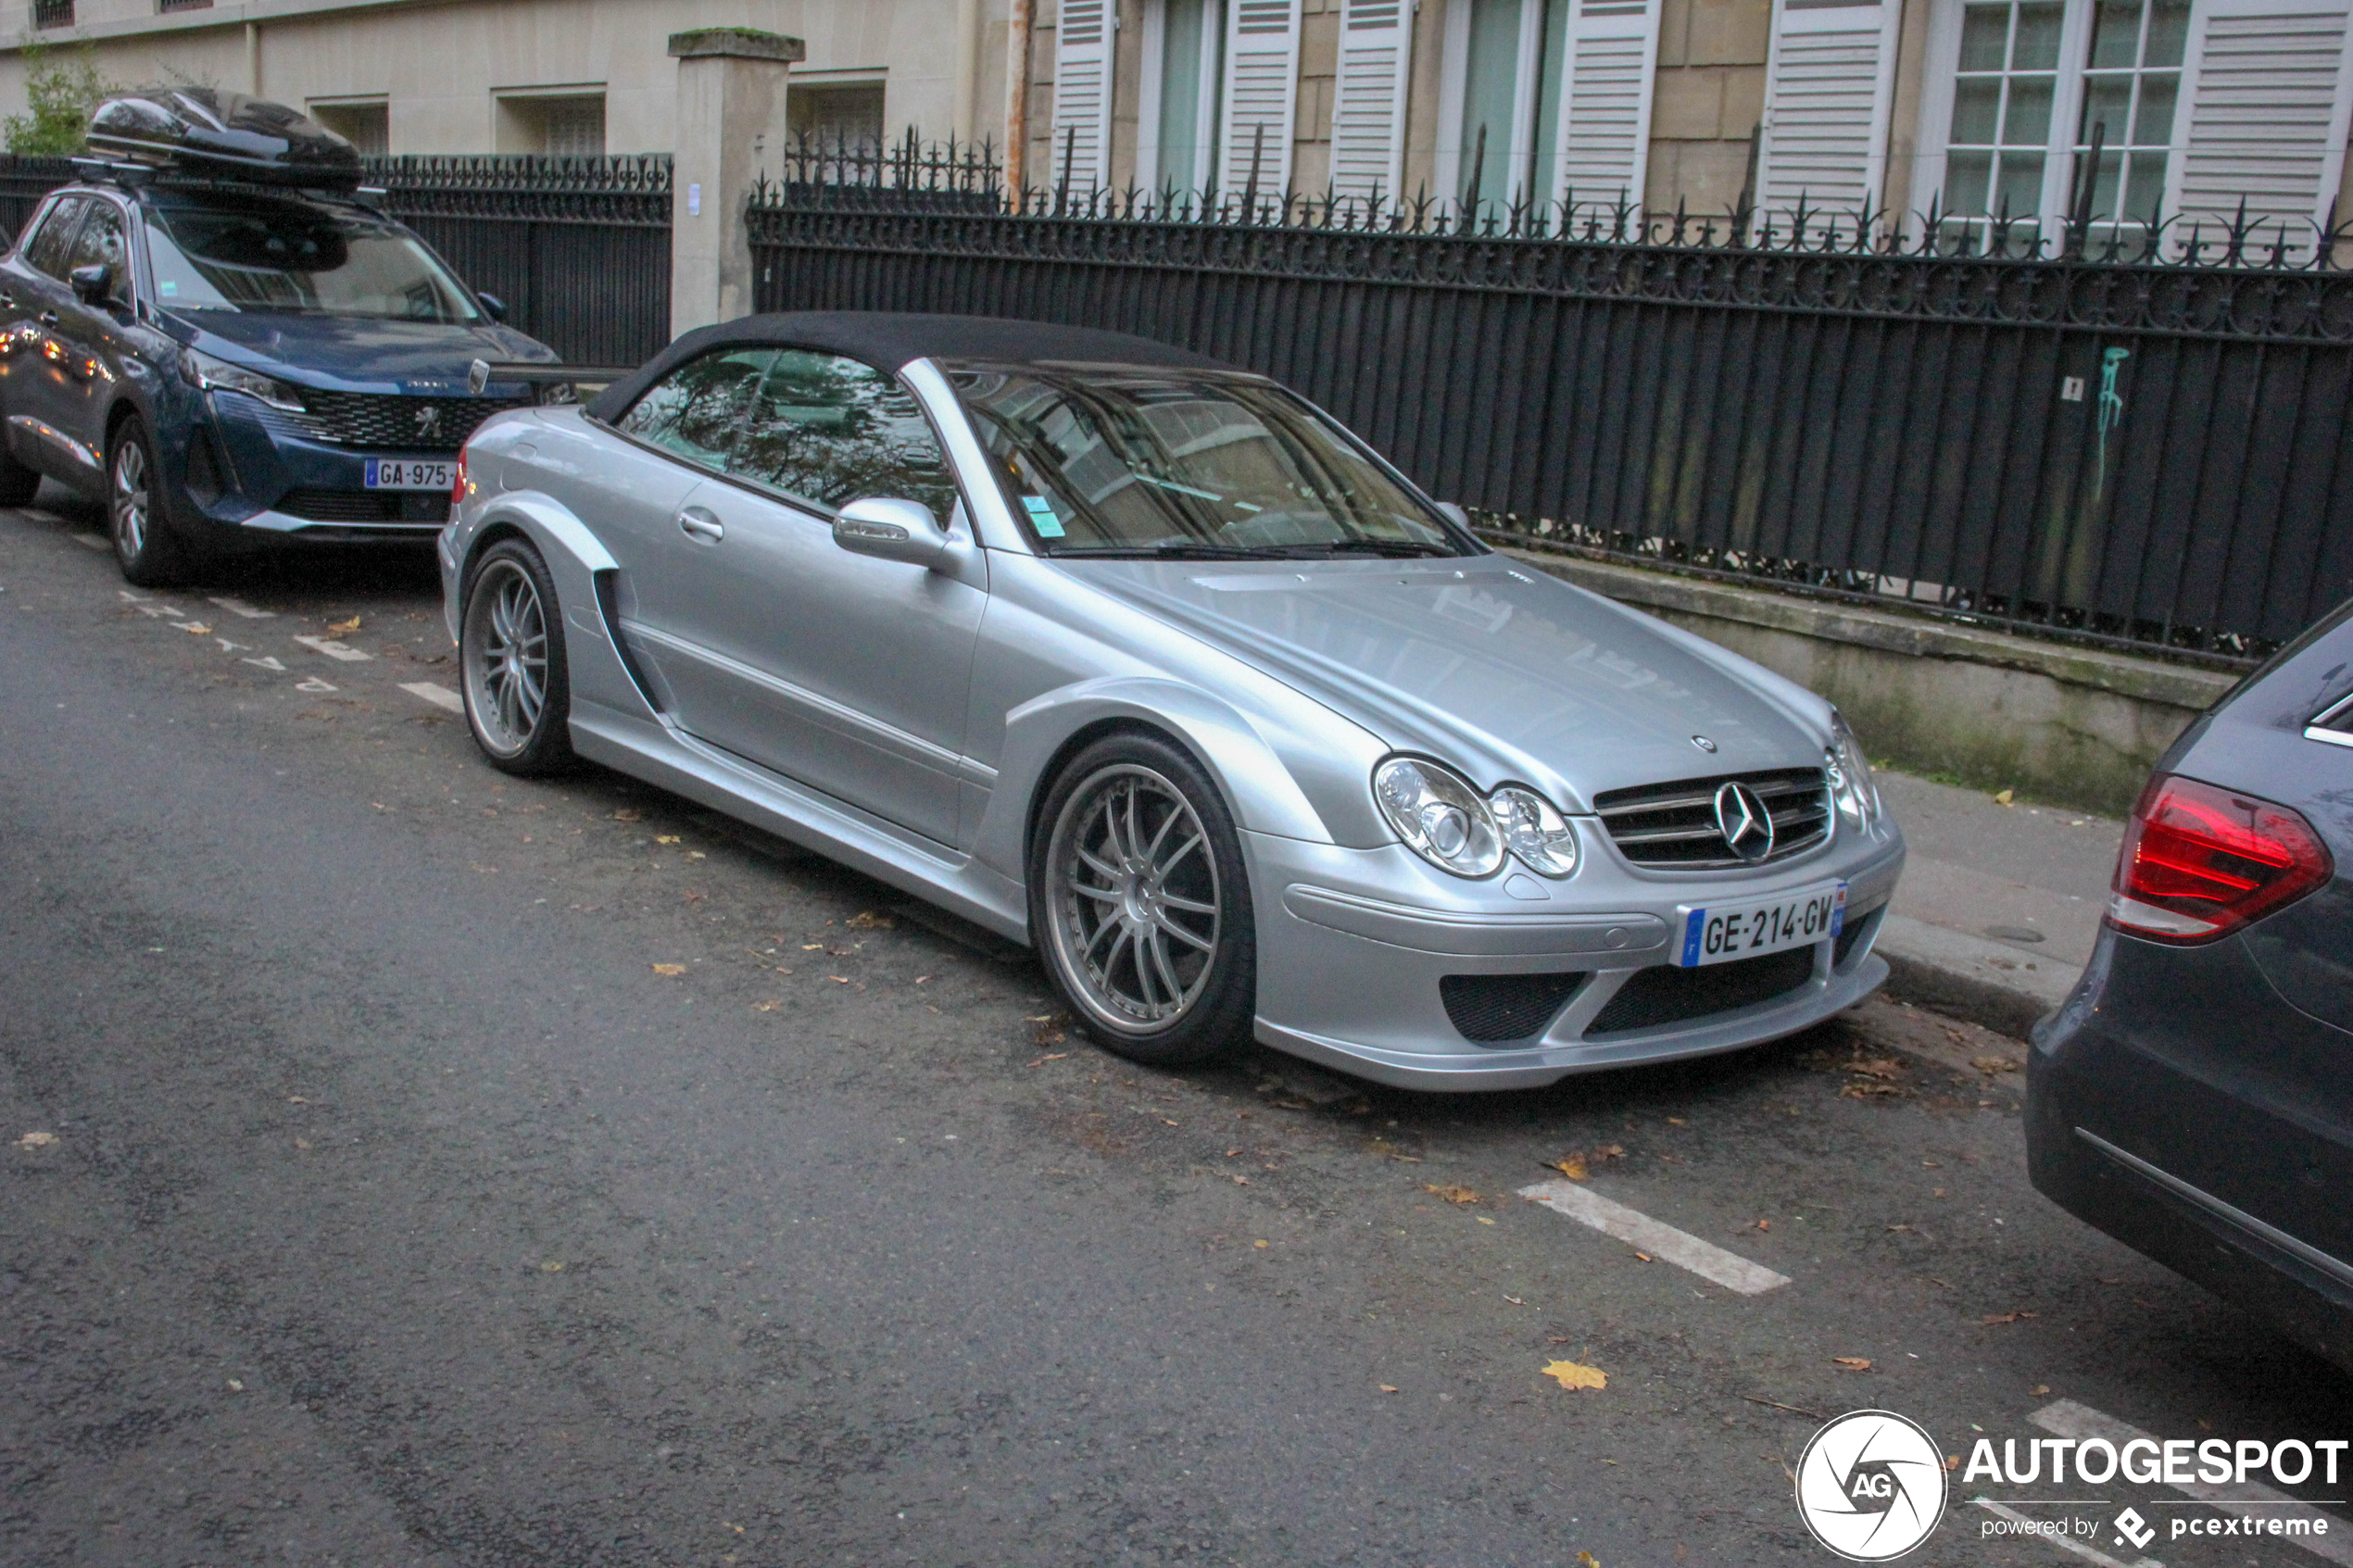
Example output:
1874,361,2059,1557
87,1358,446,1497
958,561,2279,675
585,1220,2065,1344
242,656,286,672
208,595,273,619
295,677,338,694
293,635,371,662
400,681,463,713
1974,1500,2161,1568
2032,1401,2353,1564
1517,1178,1792,1295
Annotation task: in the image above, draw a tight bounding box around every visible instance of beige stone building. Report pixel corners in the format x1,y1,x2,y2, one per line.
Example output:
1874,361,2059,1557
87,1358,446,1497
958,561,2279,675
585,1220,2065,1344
7,0,2352,243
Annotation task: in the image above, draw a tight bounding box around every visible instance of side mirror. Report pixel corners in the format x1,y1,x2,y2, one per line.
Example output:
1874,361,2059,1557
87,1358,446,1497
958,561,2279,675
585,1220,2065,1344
1434,501,1470,529
69,264,115,307
476,292,509,322
833,496,949,569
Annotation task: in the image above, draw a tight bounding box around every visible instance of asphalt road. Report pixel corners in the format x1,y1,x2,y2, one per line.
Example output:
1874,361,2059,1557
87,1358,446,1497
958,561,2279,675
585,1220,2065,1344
3,495,2347,1568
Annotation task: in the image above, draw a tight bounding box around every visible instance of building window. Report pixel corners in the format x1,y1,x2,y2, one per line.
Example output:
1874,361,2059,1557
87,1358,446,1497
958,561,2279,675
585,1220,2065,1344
309,100,389,157
787,83,886,157
158,0,216,13
33,0,75,28
1139,0,1226,194
495,92,607,157
1439,0,1659,215
1917,0,2352,250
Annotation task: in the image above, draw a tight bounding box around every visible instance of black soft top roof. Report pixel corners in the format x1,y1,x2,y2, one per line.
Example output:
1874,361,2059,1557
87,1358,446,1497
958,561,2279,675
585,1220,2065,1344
585,311,1235,421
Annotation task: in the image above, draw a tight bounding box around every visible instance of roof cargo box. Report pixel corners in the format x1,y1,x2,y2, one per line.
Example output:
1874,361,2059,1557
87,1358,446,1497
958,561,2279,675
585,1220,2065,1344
87,89,363,189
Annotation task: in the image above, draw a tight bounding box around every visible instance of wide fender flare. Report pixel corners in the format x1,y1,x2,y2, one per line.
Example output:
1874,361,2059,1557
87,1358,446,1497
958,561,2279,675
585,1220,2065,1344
454,492,654,721
976,676,1340,879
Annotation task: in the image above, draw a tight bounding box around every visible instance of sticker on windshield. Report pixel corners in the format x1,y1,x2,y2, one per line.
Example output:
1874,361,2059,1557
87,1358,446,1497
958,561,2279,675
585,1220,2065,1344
159,280,178,296
1022,495,1065,538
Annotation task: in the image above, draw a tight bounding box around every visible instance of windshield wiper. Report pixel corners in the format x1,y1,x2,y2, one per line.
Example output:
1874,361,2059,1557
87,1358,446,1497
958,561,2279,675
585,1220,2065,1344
1297,538,1457,558
1055,542,1270,559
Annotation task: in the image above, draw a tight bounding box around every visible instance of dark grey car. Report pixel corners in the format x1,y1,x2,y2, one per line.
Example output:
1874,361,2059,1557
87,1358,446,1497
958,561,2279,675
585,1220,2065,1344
2029,597,2353,1370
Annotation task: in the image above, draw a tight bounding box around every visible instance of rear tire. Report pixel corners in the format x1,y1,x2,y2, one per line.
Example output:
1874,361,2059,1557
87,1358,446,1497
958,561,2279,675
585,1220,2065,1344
109,416,189,587
1029,733,1257,1069
459,537,574,776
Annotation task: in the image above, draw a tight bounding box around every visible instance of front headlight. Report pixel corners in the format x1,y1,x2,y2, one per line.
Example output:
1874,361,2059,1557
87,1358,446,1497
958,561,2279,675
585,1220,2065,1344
1827,710,1881,830
1373,757,1504,878
178,346,307,413
1491,786,1579,878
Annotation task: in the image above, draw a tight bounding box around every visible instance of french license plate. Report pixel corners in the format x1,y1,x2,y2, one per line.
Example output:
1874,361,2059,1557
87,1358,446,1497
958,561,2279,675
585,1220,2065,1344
1676,883,1846,967
364,458,454,491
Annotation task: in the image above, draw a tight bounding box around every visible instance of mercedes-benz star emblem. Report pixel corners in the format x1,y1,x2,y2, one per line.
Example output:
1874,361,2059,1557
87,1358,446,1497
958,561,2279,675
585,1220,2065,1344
414,405,443,438
1692,734,1718,752
1713,781,1775,862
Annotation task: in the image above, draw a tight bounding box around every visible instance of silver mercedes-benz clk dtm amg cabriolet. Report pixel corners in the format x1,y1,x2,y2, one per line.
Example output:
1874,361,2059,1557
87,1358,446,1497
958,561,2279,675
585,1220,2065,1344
439,312,1904,1090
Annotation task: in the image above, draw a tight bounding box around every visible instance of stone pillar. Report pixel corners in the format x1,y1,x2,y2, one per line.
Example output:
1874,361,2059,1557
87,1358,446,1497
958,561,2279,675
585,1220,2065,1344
669,27,805,340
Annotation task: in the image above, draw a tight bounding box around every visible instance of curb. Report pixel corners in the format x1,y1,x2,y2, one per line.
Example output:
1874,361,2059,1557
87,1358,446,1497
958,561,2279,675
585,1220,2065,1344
1871,913,2078,1040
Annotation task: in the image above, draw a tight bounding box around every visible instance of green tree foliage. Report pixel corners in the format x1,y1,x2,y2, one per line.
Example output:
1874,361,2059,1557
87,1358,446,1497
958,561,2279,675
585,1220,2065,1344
4,46,114,156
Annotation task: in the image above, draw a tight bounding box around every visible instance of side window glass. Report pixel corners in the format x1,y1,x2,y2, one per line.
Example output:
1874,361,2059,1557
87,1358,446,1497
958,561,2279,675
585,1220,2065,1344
733,350,958,520
615,346,776,472
65,204,129,303
22,196,87,280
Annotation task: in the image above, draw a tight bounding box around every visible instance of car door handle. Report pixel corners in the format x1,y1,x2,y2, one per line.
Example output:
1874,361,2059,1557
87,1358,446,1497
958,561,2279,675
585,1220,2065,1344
677,507,724,543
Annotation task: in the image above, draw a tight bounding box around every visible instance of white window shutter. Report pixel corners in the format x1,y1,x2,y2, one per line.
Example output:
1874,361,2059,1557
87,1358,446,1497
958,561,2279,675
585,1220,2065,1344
2165,0,2353,237
1332,0,1416,202
1052,0,1117,192
1754,0,1902,218
1550,0,1664,208
1220,0,1303,201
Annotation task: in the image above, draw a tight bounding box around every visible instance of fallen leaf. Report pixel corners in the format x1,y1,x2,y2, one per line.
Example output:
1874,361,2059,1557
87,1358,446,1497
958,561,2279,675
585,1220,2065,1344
2029,1384,2050,1396
1504,1294,1525,1305
17,1131,56,1149
1994,788,2015,806
1846,1057,1902,1080
1667,1116,1687,1125
1944,1454,1962,1472
1970,1056,2020,1074
181,621,211,634
293,1137,312,1149
1025,1052,1070,1068
539,1261,564,1273
1981,1311,2039,1325
1634,1251,1653,1262
611,809,642,822
1755,1219,1771,1232
656,834,682,845
226,1378,245,1391
1551,1155,1589,1180
802,944,824,950
846,910,895,929
753,1000,780,1012
1252,1239,1269,1249
1475,1216,1497,1225
1841,1081,1902,1098
1378,1384,1399,1394
327,616,360,636
827,975,850,985
1832,1357,1872,1372
687,850,706,859
1423,1183,1483,1205
1578,1555,1603,1568
1542,1359,1607,1391
651,963,686,975
1546,1144,1625,1181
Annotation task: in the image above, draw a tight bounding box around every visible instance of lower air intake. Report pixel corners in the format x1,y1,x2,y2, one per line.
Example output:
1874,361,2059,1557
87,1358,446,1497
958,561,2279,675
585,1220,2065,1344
1587,947,1817,1035
1440,972,1588,1044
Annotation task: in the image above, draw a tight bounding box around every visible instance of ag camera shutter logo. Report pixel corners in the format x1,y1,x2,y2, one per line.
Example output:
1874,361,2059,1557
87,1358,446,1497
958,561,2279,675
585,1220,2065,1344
1795,1410,1949,1561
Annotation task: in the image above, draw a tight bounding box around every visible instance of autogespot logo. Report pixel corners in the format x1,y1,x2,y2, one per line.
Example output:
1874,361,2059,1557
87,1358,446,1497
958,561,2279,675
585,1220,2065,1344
1795,1410,1951,1561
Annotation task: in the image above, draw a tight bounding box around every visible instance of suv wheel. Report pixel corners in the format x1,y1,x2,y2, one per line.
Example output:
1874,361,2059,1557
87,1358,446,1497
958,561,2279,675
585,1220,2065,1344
109,416,188,586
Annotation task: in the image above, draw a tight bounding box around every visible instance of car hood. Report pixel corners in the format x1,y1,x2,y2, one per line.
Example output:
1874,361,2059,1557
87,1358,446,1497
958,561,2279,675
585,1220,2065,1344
169,310,555,388
1063,554,1831,811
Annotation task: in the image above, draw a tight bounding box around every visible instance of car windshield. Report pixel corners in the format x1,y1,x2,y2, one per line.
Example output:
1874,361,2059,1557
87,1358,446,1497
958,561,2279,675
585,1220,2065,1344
946,362,1470,558
142,197,480,322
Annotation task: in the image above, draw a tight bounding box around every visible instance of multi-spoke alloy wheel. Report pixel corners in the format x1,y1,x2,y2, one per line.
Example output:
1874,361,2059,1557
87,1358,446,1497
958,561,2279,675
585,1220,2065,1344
108,416,185,586
1034,736,1255,1067
459,538,573,775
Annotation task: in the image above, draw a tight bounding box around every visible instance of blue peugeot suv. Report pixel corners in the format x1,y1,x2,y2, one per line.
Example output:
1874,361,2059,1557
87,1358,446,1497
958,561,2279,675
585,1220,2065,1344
0,89,560,584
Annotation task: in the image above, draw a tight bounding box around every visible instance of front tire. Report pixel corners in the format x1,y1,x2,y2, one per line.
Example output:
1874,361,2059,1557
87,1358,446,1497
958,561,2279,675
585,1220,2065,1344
1030,733,1257,1069
459,537,574,776
109,416,188,587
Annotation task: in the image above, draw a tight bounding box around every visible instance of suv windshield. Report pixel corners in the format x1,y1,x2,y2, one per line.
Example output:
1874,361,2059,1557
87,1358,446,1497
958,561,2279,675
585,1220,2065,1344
948,362,1469,558
142,195,480,322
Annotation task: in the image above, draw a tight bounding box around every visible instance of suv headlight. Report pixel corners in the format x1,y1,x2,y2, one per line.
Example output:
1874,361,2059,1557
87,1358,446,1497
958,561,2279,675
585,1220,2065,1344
1826,710,1881,830
1374,757,1504,878
178,346,307,413
1491,786,1579,878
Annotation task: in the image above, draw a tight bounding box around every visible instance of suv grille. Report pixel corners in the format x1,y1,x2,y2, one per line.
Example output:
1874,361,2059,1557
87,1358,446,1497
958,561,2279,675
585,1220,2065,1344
1588,947,1817,1035
1592,767,1831,870
1439,972,1588,1044
264,390,531,452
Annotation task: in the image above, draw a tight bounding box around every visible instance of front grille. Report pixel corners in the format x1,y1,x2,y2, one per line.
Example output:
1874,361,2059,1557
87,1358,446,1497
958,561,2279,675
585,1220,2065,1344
1587,947,1818,1036
265,390,530,452
278,487,446,523
1439,972,1588,1044
1593,767,1831,870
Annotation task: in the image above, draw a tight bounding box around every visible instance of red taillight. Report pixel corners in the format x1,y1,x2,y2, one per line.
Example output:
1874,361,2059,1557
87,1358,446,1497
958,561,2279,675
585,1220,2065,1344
451,447,471,506
2108,773,2333,944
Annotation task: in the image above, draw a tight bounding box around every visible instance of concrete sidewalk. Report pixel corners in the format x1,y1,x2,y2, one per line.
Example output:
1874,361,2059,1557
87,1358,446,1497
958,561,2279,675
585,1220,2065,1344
1871,769,2124,1036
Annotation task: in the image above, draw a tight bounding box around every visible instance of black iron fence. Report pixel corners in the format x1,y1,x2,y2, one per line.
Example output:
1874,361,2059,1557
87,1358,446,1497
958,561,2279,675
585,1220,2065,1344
0,152,674,367
364,154,673,365
750,143,2353,663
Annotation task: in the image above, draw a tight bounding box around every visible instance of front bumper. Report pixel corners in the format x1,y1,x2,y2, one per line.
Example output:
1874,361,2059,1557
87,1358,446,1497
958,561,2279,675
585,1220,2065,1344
1246,822,1904,1090
181,394,454,546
